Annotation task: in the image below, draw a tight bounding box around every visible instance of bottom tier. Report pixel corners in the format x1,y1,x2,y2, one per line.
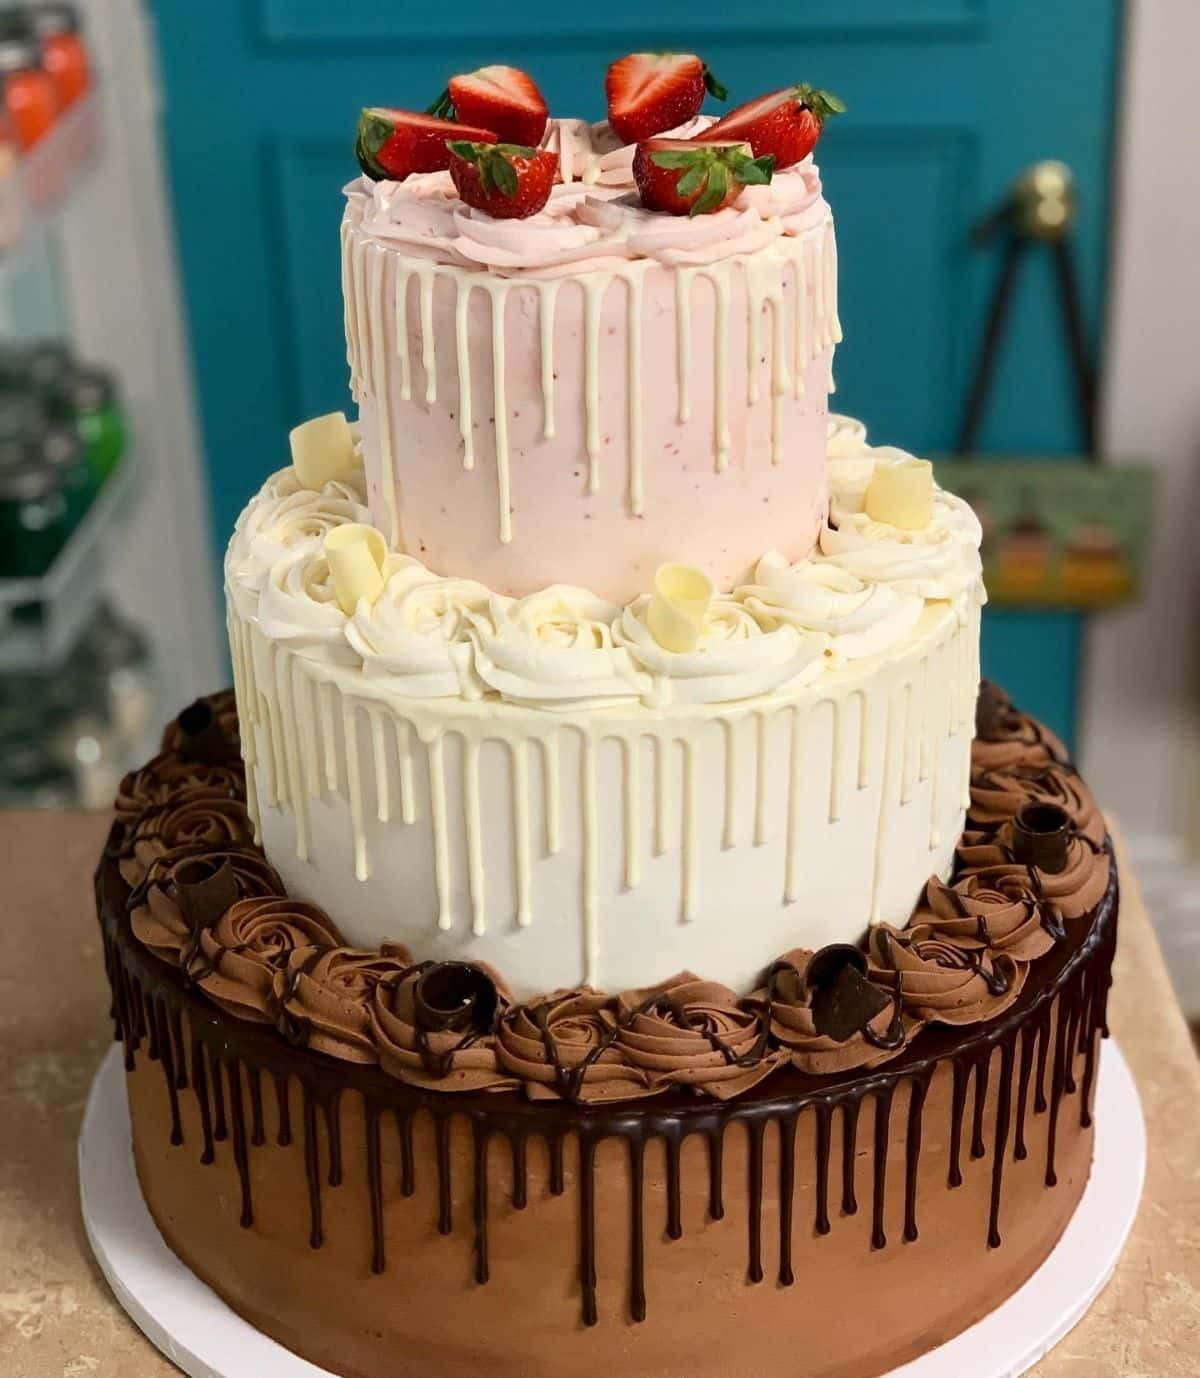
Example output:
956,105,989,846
98,716,1116,1378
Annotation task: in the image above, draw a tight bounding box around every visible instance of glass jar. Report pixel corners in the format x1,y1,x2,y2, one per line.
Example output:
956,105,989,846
40,421,93,526
49,366,124,483
0,32,58,150
30,4,89,110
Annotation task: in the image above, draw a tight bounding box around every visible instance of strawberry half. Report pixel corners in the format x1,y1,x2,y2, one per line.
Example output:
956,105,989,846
633,139,774,217
699,85,845,169
605,52,727,145
447,141,559,219
429,65,549,148
356,108,496,181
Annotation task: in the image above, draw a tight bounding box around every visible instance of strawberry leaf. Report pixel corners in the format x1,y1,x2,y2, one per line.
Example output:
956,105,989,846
796,85,847,120
732,152,775,186
675,163,708,198
447,139,485,163
490,151,520,198
427,88,455,120
703,65,729,102
692,159,729,216
650,149,706,170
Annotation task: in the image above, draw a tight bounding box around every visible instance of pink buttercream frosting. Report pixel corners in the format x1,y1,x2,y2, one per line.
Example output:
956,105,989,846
347,117,829,275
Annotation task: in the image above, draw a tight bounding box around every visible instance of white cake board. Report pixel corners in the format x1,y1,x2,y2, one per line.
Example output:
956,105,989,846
80,1041,1145,1378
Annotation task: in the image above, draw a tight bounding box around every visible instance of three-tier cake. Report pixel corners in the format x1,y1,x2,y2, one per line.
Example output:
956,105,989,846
98,55,1116,1378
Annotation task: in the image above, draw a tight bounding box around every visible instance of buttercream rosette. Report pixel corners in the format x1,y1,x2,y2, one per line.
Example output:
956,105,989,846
369,961,517,1093
495,990,657,1103
470,586,648,709
956,826,1110,922
120,792,254,888
613,975,781,1100
912,869,1059,963
225,466,369,618
869,925,1025,1026
186,896,343,1024
973,680,1069,771
756,947,916,1076
968,763,1105,847
740,552,923,664
114,754,243,829
127,844,284,966
820,447,983,601
615,593,825,706
345,560,489,698
273,943,415,1065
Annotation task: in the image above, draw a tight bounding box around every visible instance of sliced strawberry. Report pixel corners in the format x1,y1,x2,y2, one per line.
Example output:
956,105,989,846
429,65,549,148
633,138,774,217
356,108,496,181
605,52,727,145
699,85,845,169
447,141,559,219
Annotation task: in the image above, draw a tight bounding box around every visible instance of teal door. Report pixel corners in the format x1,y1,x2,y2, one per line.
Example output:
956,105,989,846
151,1,1121,746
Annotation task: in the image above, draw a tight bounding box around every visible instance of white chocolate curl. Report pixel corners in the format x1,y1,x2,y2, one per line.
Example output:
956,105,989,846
865,456,935,531
290,412,357,491
324,523,387,614
646,563,715,653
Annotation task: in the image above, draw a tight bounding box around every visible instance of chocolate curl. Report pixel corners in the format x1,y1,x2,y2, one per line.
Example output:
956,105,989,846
412,961,500,1036
1010,802,1071,874
175,699,240,766
289,411,356,490
646,563,714,652
323,523,386,614
864,455,933,530
975,679,1010,740
172,857,239,933
802,944,894,1044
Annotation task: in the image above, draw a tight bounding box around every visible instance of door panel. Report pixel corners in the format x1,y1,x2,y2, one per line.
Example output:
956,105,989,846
151,1,1121,744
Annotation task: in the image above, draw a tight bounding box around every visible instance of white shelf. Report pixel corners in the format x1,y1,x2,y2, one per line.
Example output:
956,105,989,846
0,455,137,669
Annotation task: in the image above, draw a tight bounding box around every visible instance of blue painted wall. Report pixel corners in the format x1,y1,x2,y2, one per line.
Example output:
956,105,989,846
150,1,1122,744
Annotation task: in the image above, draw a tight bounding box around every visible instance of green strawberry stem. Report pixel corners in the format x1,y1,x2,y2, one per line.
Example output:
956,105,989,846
427,88,455,119
448,140,538,199
703,65,729,102
649,145,775,217
796,85,847,120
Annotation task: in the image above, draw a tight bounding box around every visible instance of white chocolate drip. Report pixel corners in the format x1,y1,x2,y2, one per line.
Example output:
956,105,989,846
231,586,981,971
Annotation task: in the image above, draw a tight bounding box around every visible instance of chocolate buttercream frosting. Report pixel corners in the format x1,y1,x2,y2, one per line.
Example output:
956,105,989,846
127,844,284,964
114,754,244,829
187,896,343,1024
496,990,658,1103
968,762,1105,846
974,679,1069,771
120,792,254,887
369,961,517,1093
755,946,918,1075
957,827,1111,924
869,925,1025,1026
614,975,782,1100
913,868,1058,963
273,943,415,1063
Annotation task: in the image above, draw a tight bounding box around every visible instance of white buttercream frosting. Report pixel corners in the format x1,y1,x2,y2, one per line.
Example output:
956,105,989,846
228,440,984,709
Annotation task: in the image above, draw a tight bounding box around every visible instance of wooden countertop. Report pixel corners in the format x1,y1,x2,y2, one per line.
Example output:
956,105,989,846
0,811,1195,1377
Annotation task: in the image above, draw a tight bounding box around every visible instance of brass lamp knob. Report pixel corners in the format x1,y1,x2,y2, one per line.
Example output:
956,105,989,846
1012,160,1077,241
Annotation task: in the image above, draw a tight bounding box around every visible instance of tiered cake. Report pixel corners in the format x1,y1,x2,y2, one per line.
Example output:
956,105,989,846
98,56,1116,1378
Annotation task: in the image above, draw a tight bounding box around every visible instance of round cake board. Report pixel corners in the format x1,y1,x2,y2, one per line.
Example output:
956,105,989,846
80,1041,1146,1378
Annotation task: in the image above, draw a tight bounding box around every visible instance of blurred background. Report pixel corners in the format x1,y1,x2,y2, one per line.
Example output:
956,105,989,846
0,2,1196,1008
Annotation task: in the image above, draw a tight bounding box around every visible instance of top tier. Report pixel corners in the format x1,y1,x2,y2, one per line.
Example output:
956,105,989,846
342,118,840,603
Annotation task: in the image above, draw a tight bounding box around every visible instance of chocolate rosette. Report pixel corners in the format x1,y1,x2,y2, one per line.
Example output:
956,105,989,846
495,990,656,1104
913,868,1058,963
613,975,781,1100
369,960,517,1093
869,924,1025,1026
113,754,244,831
968,762,1105,847
187,896,343,1024
119,792,254,887
755,945,917,1075
273,943,415,1064
127,843,283,964
973,680,1069,772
